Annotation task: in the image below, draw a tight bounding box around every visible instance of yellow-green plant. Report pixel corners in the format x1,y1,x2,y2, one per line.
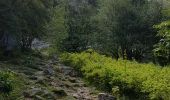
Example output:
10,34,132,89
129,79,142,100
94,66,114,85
60,50,170,99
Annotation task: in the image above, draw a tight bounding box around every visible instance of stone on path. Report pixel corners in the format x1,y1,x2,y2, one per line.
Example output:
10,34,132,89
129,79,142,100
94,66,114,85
98,93,116,100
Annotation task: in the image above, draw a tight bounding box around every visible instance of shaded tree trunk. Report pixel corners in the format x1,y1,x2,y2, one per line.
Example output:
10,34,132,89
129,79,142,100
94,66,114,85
20,33,33,51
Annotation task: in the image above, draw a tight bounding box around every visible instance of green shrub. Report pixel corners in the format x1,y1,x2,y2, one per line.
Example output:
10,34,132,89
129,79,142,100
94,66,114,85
0,71,25,99
0,71,13,95
60,50,170,100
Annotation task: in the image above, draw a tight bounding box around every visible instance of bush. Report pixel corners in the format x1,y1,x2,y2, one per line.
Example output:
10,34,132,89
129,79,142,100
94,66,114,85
0,71,25,99
60,50,170,99
0,71,13,95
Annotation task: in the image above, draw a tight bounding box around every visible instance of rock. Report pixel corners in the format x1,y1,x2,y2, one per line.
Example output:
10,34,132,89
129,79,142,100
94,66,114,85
79,83,87,87
52,88,67,97
31,88,43,96
43,92,56,100
98,93,116,100
35,95,45,100
62,96,77,100
23,88,43,97
23,91,31,97
50,76,55,80
73,83,81,87
36,79,46,85
29,76,38,80
43,66,55,76
68,77,77,83
31,38,50,50
58,65,78,77
73,94,79,99
63,81,72,88
35,71,44,76
29,75,46,84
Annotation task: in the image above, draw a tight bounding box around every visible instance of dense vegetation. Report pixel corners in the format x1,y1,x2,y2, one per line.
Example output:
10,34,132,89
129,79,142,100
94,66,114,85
48,0,170,65
0,0,53,51
60,50,170,99
0,0,170,64
0,0,170,99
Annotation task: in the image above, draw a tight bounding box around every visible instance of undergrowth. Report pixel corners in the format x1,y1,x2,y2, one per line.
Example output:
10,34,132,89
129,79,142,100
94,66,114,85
0,71,25,100
60,50,170,100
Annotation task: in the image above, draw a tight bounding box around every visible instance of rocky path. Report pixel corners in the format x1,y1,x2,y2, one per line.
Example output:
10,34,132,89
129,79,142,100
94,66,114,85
0,40,116,100
22,58,100,100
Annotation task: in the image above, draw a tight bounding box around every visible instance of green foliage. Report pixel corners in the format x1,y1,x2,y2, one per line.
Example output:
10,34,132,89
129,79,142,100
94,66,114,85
0,0,52,51
153,20,170,66
0,71,25,100
60,50,170,99
45,0,67,54
92,0,162,61
162,0,170,18
61,0,96,52
0,71,13,95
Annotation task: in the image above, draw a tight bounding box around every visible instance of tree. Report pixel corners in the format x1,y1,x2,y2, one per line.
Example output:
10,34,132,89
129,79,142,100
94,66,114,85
93,0,162,61
61,0,96,52
45,0,68,54
153,20,170,66
15,0,52,50
0,0,52,53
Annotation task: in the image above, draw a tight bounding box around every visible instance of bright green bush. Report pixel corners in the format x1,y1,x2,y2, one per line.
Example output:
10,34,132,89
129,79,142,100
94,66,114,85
60,50,170,99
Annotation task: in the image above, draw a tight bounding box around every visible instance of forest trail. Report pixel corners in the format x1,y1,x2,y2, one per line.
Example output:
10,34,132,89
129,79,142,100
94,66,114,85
0,39,95,99
21,56,100,100
0,40,116,100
